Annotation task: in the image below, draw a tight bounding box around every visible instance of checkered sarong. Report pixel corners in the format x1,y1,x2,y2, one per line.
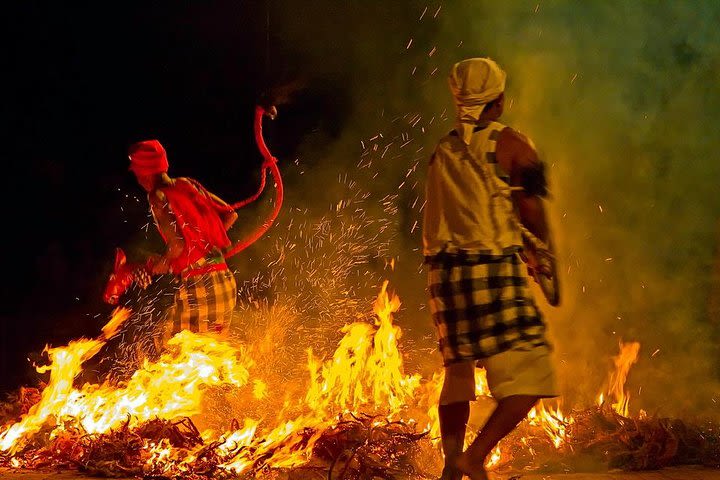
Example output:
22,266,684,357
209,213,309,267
163,268,237,341
427,250,548,366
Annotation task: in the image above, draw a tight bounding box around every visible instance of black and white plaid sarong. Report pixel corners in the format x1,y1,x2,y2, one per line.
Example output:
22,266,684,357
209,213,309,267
427,250,549,366
163,268,237,342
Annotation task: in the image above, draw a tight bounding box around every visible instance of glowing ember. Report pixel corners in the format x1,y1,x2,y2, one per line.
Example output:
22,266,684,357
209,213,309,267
485,444,502,469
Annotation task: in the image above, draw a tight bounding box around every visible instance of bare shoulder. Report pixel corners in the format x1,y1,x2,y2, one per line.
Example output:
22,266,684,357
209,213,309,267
176,176,204,194
498,127,537,155
174,177,194,188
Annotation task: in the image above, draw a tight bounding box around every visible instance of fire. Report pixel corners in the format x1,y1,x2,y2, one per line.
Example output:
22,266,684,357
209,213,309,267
59,331,254,434
597,340,641,416
219,280,422,471
0,284,647,477
305,280,420,415
0,308,254,454
0,281,423,474
527,401,573,449
486,444,502,468
474,368,491,397
0,308,130,453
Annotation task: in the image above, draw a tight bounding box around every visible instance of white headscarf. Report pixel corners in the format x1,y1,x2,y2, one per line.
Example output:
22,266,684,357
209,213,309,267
449,58,506,144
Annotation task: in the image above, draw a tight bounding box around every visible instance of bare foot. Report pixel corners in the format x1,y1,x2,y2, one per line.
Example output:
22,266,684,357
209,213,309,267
455,452,489,480
439,465,463,480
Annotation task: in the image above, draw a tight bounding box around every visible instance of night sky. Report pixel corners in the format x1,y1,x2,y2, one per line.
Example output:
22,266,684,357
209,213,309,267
3,2,720,414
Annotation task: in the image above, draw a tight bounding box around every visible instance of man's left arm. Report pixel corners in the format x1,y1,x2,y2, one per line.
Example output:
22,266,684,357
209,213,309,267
149,190,185,274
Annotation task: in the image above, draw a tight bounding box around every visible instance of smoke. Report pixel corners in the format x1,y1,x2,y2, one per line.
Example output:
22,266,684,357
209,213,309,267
248,1,720,416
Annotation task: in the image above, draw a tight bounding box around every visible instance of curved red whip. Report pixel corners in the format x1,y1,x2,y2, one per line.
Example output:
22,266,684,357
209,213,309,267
223,105,284,258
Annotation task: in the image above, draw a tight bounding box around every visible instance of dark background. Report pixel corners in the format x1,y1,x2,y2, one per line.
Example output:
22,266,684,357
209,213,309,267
1,2,348,391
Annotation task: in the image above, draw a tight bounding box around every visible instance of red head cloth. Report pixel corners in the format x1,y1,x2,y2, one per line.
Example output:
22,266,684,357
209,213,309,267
128,140,169,176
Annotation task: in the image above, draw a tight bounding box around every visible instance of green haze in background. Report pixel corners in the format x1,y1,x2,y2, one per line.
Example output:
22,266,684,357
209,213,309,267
261,0,720,416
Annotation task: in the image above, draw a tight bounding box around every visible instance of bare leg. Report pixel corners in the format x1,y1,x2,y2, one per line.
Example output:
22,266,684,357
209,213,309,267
456,395,540,480
438,401,469,480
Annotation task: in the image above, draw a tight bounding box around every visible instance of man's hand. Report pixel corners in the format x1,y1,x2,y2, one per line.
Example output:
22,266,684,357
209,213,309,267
520,242,553,283
264,105,278,120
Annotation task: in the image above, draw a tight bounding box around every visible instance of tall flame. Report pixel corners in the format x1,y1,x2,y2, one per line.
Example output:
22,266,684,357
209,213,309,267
305,280,420,415
222,280,421,471
598,341,641,416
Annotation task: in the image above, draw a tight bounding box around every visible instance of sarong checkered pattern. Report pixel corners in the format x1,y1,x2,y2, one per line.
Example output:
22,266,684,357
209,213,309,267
427,250,548,366
164,269,237,341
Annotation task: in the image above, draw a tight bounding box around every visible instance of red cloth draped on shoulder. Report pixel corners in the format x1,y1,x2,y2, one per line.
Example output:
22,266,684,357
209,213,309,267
159,178,231,274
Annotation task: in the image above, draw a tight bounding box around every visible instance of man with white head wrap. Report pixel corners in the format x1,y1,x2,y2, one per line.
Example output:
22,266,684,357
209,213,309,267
423,58,558,480
449,57,507,145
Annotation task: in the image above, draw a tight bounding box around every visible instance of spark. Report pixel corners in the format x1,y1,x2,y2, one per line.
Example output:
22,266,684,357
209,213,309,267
419,6,428,20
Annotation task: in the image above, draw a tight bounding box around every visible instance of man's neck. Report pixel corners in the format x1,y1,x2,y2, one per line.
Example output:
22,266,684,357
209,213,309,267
157,174,173,187
477,112,501,125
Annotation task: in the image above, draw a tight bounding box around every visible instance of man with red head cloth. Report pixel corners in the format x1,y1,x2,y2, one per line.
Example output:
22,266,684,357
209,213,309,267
128,140,238,344
423,58,558,480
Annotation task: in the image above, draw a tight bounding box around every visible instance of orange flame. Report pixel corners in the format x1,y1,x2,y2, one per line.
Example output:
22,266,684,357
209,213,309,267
527,401,573,449
0,283,645,474
0,308,130,453
0,280,420,472
305,280,420,415
597,341,641,416
0,309,254,454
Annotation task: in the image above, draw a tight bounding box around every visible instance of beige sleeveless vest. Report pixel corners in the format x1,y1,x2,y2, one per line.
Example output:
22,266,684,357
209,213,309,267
422,121,522,256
